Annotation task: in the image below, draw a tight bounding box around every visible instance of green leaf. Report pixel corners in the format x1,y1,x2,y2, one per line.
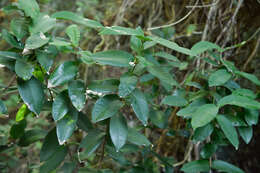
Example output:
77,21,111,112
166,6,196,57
56,108,78,145
147,65,179,86
51,11,103,28
10,120,26,139
129,89,149,126
232,88,256,99
147,36,193,56
118,73,138,97
235,71,260,86
19,129,46,146
59,162,76,173
193,123,214,142
100,26,144,36
49,38,71,47
130,36,142,53
88,79,119,94
208,69,232,87
181,160,210,173
10,18,28,41
36,51,54,73
66,24,80,47
25,32,49,49
177,99,207,118
79,129,105,158
212,160,244,173
191,104,219,129
40,128,60,161
200,143,217,159
15,59,34,80
40,146,68,173
2,29,23,49
110,114,128,151
18,77,44,115
92,95,123,123
218,94,260,109
0,100,7,115
17,0,40,19
68,80,86,111
216,115,239,149
238,126,253,144
0,51,21,60
29,13,56,34
161,95,188,107
127,128,151,146
191,41,222,55
52,91,70,122
77,112,93,132
150,110,168,129
48,61,78,88
91,50,134,67
154,52,180,62
15,104,28,122
244,109,259,126
143,41,157,49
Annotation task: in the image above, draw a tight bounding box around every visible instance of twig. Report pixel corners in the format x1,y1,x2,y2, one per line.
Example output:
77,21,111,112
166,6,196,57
186,0,219,8
173,138,193,167
147,0,199,31
2,74,16,93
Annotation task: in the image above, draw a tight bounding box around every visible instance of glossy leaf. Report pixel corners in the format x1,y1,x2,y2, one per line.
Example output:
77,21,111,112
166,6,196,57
48,61,78,88
18,77,44,115
88,79,119,94
0,100,7,115
36,51,54,73
92,95,123,123
161,95,188,107
17,0,40,19
238,126,253,144
29,13,56,34
68,80,86,111
191,104,219,129
127,128,151,146
129,89,149,126
2,29,23,49
91,50,134,67
244,109,259,126
181,160,210,173
216,115,239,149
212,160,244,173
208,69,232,87
25,32,49,49
110,115,128,151
15,59,34,80
193,123,214,142
77,112,93,132
52,91,70,121
118,73,138,97
66,24,80,47
15,104,28,122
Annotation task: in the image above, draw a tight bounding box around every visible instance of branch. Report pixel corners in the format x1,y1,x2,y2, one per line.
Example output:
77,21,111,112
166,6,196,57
186,0,219,8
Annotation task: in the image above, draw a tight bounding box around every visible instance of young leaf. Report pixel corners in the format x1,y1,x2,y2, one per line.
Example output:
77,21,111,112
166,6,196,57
238,126,253,144
161,95,188,107
118,73,138,97
48,61,78,88
129,89,149,126
212,160,244,173
191,104,219,129
25,32,49,49
100,26,144,36
92,95,123,123
216,115,239,149
17,0,40,19
56,108,78,145
191,41,222,55
52,91,70,122
181,160,210,173
18,77,44,115
109,114,128,151
66,24,80,47
208,69,232,87
29,13,56,34
127,128,151,146
91,50,134,67
15,59,34,80
218,94,260,109
68,80,86,111
16,104,28,122
51,11,103,28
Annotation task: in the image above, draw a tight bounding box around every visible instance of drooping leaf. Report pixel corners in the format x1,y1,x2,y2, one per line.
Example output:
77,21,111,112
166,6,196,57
18,129,46,146
17,77,44,115
235,71,260,86
92,95,123,123
48,61,78,88
51,11,103,28
147,65,179,86
68,80,86,111
181,160,210,173
118,73,138,97
100,26,144,36
2,29,23,49
91,50,134,67
191,41,222,55
15,59,34,80
161,95,188,107
208,69,232,87
66,24,80,47
238,126,253,144
200,143,217,159
25,32,49,49
56,107,78,145
216,115,239,149
193,123,214,142
15,104,28,122
40,146,68,173
212,160,244,173
244,109,259,126
10,18,28,40
127,128,151,146
110,114,128,151
154,52,180,62
129,89,149,126
0,100,7,115
17,0,40,19
29,13,56,34
191,104,219,129
218,94,260,110
52,91,70,122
